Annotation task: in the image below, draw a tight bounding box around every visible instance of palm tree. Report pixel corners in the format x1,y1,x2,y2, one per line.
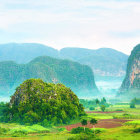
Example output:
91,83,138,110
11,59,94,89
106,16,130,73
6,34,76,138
81,119,87,132
90,118,97,135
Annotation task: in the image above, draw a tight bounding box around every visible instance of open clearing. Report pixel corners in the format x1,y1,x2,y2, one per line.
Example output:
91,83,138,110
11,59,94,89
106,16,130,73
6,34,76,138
64,119,131,131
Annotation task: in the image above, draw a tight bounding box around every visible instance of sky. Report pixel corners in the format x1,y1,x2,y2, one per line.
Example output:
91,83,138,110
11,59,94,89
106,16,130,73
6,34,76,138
0,0,140,54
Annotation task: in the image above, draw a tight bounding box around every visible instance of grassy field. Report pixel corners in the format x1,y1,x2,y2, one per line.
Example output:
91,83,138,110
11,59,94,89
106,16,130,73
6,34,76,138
0,105,139,140
98,125,140,140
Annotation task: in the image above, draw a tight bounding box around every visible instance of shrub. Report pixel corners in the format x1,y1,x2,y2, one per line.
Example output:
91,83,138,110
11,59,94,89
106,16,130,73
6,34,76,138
95,129,102,134
41,119,52,127
125,120,140,126
71,127,92,134
94,128,107,134
130,103,136,108
89,107,95,110
11,130,28,137
115,109,123,111
57,127,67,132
123,113,130,116
68,133,100,140
100,105,106,112
0,127,9,134
133,128,140,133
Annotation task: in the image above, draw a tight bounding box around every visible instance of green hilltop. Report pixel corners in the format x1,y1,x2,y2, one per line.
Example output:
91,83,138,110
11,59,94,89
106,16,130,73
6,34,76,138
0,56,98,98
2,79,85,124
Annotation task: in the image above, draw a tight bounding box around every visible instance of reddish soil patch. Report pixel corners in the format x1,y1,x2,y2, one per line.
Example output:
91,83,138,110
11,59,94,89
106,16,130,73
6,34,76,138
86,111,124,114
64,119,131,131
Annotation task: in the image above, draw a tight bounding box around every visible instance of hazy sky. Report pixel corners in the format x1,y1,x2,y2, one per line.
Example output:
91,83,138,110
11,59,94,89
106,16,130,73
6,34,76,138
0,0,140,54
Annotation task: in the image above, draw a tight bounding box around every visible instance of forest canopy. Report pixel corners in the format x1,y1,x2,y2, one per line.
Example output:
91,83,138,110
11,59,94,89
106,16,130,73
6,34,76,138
2,79,85,125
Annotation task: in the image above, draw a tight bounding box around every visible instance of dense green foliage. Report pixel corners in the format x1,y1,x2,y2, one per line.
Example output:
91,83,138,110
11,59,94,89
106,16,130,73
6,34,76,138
80,98,110,110
71,127,92,134
0,104,139,139
90,118,97,126
0,102,7,116
89,107,95,110
130,103,136,108
133,128,140,133
100,105,106,112
70,127,101,140
0,56,98,97
68,133,100,140
81,119,87,126
80,99,97,108
2,79,86,125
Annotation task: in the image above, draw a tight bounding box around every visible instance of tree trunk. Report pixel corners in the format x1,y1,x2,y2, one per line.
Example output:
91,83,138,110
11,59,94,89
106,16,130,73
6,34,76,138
93,125,95,135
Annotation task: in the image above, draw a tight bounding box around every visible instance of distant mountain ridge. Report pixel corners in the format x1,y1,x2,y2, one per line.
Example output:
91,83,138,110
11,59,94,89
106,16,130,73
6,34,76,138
0,43,128,77
59,47,128,77
0,43,58,63
119,44,140,97
0,56,98,98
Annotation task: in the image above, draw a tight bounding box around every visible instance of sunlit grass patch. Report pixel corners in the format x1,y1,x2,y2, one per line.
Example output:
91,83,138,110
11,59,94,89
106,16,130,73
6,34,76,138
87,113,114,119
10,124,50,133
125,120,140,126
98,125,140,140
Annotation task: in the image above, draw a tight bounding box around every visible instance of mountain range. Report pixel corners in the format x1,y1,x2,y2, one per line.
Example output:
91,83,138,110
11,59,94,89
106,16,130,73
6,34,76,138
0,43,128,77
0,56,98,98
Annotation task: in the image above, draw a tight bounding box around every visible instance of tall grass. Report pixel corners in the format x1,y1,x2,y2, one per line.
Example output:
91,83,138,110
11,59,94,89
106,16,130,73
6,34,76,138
125,120,140,126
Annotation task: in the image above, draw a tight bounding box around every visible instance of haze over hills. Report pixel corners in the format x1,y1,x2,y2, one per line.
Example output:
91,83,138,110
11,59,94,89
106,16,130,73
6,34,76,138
119,44,140,98
0,56,98,99
0,43,128,78
60,47,128,77
0,43,58,63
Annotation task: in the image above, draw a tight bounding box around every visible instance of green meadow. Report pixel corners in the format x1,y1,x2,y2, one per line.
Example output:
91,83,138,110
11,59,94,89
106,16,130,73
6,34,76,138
0,104,139,140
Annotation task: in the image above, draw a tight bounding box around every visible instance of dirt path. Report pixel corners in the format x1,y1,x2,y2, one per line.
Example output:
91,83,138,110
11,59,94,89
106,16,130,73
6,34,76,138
86,111,124,114
64,119,130,131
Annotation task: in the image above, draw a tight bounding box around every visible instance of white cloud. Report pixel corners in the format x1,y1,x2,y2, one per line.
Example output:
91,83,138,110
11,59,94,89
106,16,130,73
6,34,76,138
0,0,139,54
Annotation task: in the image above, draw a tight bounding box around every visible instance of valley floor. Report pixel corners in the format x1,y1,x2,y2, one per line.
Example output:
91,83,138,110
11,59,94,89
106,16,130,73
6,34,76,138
0,105,140,140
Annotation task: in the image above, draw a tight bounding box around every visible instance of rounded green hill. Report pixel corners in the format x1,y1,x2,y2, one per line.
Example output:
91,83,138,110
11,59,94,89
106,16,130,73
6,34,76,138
5,79,85,124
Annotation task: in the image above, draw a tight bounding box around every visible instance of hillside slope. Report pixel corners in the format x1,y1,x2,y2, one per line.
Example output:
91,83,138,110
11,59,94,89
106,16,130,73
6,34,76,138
4,79,85,124
0,56,98,98
118,44,140,97
0,43,58,63
60,47,128,77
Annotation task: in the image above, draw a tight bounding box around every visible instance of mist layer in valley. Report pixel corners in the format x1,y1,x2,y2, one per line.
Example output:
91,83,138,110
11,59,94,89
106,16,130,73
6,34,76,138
95,76,124,98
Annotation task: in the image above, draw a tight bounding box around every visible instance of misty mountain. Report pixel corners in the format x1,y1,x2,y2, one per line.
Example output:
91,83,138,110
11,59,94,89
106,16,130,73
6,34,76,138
0,56,99,98
0,43,58,63
60,47,128,77
0,43,128,77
